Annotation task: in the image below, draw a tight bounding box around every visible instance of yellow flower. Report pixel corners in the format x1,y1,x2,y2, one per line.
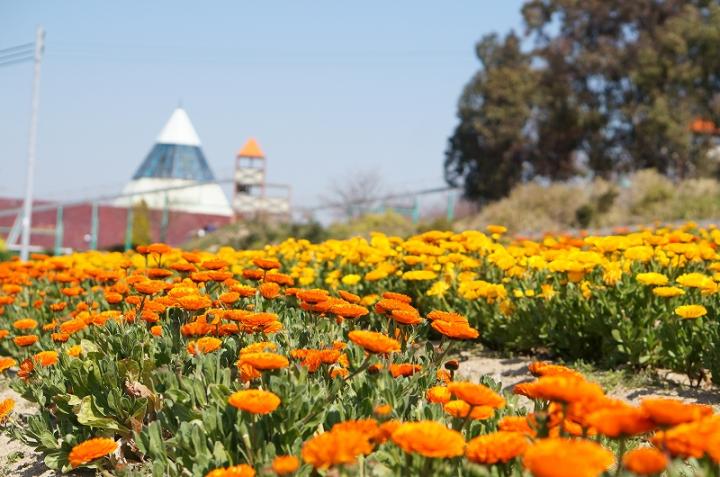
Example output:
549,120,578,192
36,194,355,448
341,274,361,286
636,273,669,286
540,284,556,301
402,270,438,281
652,286,685,298
427,281,450,297
674,305,707,319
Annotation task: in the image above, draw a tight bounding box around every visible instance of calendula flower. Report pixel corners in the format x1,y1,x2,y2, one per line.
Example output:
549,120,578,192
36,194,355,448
427,386,452,404
187,337,223,355
69,437,118,468
0,399,14,422
374,404,392,416
271,455,299,475
389,363,422,378
237,352,289,370
652,286,684,298
33,350,58,367
67,345,83,357
301,427,373,469
330,303,369,319
390,421,464,458
466,431,528,464
674,304,707,319
228,389,280,414
402,270,437,281
13,335,38,347
528,362,584,379
622,447,668,476
586,405,655,438
341,274,361,286
431,320,479,339
348,330,400,354
201,259,229,270
498,416,536,437
390,309,422,325
259,282,281,299
178,294,213,311
523,438,613,477
0,357,16,372
513,376,604,404
636,273,669,286
640,398,713,426
443,400,494,420
12,318,37,330
487,224,507,234
253,257,281,270
205,464,255,477
448,381,505,408
133,280,167,295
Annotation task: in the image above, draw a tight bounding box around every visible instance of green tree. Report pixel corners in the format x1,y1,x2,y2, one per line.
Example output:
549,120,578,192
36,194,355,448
132,200,152,246
447,0,720,202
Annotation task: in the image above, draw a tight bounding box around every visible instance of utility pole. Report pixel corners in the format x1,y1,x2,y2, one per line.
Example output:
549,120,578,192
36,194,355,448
19,26,44,261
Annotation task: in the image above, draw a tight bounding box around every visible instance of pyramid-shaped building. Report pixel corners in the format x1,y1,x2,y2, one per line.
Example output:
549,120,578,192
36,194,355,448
114,108,233,216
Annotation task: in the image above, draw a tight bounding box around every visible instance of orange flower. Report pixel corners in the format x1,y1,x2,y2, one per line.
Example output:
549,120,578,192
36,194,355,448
330,303,369,319
498,416,536,437
427,386,452,404
640,397,713,426
219,292,239,304
390,309,422,325
205,464,255,477
237,352,289,370
201,259,229,270
17,358,33,379
51,332,70,342
374,404,392,416
49,302,67,312
330,367,349,379
133,280,167,295
147,242,172,255
67,345,83,357
622,447,668,476
265,272,294,286
447,381,505,408
586,405,655,438
238,363,262,383
0,357,16,372
13,335,38,347
0,398,14,422
296,289,330,304
228,389,280,414
523,438,613,477
382,291,412,303
271,455,299,475
69,437,117,468
253,257,281,270
258,282,281,299
60,318,87,334
466,431,528,464
431,320,479,339
178,294,213,311
150,325,162,336
443,400,494,420
651,415,720,458
338,290,361,304
528,361,584,379
12,318,38,330
389,363,422,378
242,269,264,281
301,427,373,469
427,310,468,322
187,337,223,355
33,350,58,367
348,330,400,354
390,421,464,458
513,376,604,404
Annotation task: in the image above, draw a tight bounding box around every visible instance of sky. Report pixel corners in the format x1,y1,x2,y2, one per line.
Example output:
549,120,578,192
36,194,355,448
0,1,525,216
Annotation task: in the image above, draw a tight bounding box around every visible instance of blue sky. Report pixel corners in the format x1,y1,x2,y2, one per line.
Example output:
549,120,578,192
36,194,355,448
0,1,525,213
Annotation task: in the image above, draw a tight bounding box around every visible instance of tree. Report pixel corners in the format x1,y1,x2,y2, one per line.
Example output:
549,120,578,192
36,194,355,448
132,200,152,246
446,0,720,202
322,170,385,220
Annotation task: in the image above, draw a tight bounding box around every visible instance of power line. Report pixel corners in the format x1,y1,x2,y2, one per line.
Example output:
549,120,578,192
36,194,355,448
0,56,34,68
0,42,33,55
0,48,34,61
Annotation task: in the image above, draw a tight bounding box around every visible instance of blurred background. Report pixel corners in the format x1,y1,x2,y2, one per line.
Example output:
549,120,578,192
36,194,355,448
1,1,719,256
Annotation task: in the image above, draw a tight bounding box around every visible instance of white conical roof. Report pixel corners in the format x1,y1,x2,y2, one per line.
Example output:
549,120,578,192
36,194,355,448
156,107,201,146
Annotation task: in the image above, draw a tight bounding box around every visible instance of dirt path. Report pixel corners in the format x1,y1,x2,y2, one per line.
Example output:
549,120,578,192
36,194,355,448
0,383,54,477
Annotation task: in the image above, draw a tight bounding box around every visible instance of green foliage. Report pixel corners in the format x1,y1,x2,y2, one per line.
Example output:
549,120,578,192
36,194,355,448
131,200,152,246
447,0,720,201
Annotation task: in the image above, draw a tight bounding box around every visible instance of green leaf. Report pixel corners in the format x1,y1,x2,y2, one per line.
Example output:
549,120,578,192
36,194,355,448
76,396,122,431
610,329,623,343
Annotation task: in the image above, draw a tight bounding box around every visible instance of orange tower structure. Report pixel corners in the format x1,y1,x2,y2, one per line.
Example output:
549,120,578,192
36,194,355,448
233,138,291,220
